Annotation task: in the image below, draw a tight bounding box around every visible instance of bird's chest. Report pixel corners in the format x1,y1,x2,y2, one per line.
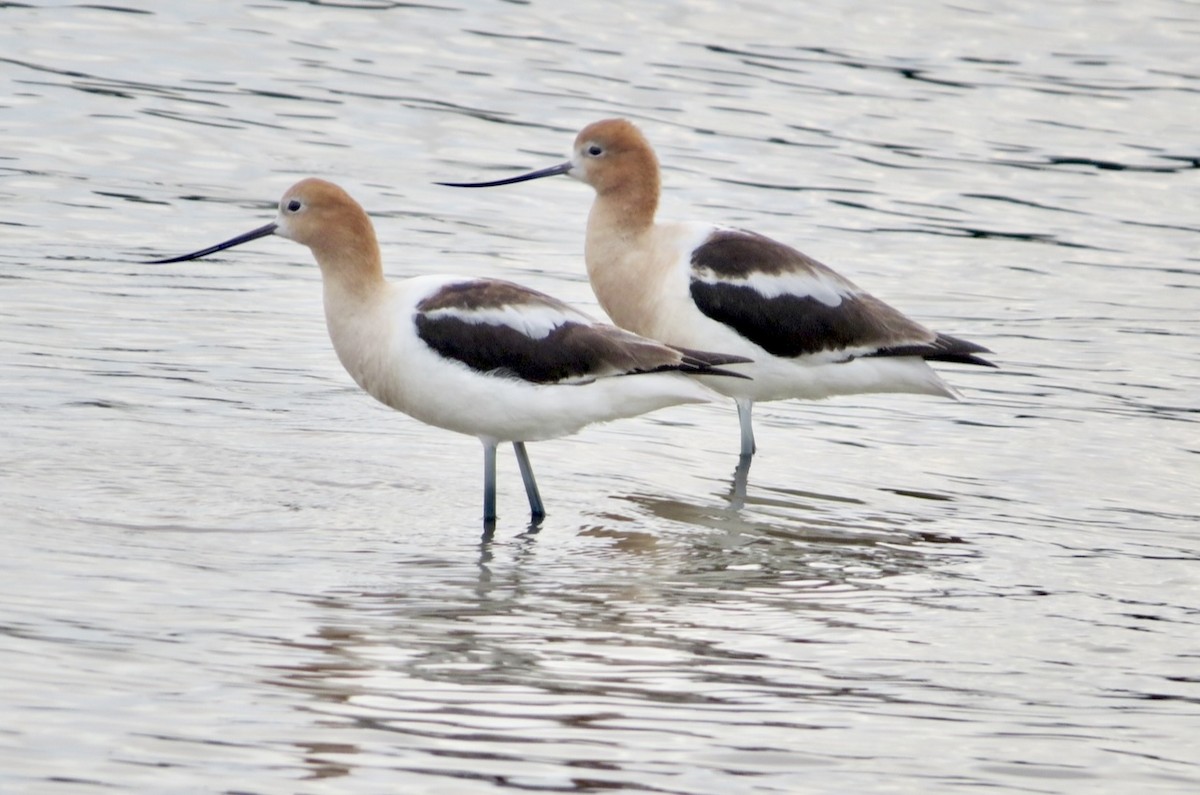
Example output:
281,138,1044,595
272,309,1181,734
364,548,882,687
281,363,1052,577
585,226,706,343
323,291,403,405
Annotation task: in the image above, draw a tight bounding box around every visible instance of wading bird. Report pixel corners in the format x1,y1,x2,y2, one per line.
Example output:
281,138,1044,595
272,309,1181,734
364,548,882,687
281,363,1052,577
440,119,995,459
145,178,749,526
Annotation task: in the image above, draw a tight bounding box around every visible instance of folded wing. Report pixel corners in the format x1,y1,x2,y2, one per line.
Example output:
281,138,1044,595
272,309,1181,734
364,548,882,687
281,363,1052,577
689,229,993,366
417,279,749,385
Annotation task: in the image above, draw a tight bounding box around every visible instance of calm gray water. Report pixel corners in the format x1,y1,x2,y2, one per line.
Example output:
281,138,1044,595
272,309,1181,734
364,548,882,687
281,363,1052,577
2,1,1198,793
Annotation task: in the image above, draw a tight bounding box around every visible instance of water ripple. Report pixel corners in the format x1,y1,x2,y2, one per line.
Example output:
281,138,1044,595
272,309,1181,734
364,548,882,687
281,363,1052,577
2,1,1199,792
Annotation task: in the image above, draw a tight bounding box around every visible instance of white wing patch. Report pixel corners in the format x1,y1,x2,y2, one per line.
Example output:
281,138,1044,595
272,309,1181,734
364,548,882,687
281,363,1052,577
420,302,589,341
692,267,856,307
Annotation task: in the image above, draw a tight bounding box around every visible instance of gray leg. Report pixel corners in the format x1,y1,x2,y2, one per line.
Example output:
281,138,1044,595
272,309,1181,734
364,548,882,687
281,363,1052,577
482,439,498,524
512,441,546,521
736,398,757,456
730,453,752,510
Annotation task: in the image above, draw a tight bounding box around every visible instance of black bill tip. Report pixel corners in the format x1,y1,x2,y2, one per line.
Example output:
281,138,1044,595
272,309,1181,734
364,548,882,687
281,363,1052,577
142,221,278,264
436,161,572,189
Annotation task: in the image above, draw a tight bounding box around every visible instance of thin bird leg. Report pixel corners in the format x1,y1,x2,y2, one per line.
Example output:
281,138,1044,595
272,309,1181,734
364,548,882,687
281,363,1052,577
730,453,753,510
736,398,757,457
512,441,546,521
482,439,498,524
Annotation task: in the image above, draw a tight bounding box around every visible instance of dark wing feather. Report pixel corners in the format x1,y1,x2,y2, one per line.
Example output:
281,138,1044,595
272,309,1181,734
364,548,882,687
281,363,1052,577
690,229,993,366
868,333,996,367
416,279,749,384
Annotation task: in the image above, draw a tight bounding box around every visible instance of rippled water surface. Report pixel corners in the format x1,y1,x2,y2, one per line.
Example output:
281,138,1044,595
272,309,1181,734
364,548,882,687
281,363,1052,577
2,1,1198,793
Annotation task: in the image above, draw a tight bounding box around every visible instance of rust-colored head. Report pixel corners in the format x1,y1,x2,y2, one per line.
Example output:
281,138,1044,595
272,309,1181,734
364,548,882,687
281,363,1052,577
568,118,661,201
437,118,663,225
145,177,384,295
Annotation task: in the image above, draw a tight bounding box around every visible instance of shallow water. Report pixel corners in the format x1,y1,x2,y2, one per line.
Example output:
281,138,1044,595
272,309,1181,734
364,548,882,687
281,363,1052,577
2,1,1198,793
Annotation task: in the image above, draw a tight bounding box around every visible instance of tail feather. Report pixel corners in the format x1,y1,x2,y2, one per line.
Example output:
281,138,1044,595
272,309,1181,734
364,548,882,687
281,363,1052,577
673,346,753,379
871,333,997,368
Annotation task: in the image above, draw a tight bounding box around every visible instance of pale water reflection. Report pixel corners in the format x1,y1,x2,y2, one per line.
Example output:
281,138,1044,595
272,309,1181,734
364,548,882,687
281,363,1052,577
2,1,1198,793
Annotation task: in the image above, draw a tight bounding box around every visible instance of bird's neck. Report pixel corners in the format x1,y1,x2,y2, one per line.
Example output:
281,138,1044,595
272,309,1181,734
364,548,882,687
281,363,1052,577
583,195,668,339
318,248,393,406
312,230,387,304
589,170,659,237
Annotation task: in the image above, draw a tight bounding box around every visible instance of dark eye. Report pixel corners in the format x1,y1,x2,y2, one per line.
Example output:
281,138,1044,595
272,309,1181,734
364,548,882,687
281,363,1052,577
286,199,302,212
587,144,603,157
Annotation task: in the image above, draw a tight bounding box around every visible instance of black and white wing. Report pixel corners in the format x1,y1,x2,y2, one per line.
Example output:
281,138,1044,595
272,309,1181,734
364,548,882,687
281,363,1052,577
688,229,993,366
416,278,749,385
